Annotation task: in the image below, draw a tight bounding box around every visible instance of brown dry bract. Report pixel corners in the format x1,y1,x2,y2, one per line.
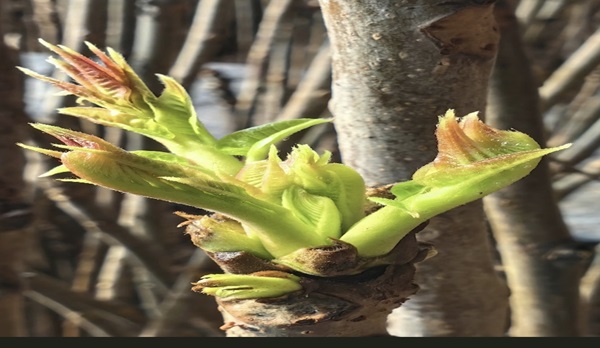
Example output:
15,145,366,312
421,3,500,60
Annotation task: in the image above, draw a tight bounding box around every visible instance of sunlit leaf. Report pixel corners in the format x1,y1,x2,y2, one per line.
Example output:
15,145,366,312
217,118,332,161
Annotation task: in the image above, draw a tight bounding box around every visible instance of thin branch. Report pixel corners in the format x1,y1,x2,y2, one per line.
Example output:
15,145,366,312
547,70,600,146
168,0,235,89
539,26,600,111
138,249,223,337
21,272,146,337
553,157,600,201
40,0,108,119
38,179,177,291
232,0,262,60
581,245,600,335
234,0,298,129
552,115,600,170
549,94,600,147
105,0,137,54
253,10,294,125
515,0,544,29
274,38,330,122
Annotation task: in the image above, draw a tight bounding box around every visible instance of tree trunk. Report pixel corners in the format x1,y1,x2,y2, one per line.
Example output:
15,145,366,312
318,0,509,336
483,0,592,336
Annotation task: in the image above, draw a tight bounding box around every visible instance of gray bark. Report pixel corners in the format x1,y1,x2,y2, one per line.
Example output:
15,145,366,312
318,0,509,336
484,0,592,336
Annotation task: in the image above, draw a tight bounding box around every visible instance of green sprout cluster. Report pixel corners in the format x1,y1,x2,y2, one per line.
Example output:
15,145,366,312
18,39,570,300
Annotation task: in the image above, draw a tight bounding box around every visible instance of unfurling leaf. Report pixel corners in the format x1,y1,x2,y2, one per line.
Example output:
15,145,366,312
18,39,242,175
282,186,342,240
217,118,332,161
192,271,303,300
341,109,571,258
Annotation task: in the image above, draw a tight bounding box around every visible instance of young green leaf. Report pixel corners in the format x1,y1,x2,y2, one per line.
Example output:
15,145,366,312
192,271,303,299
29,123,332,258
283,145,367,231
281,186,342,240
340,110,571,258
234,145,292,201
18,39,243,175
216,118,332,161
